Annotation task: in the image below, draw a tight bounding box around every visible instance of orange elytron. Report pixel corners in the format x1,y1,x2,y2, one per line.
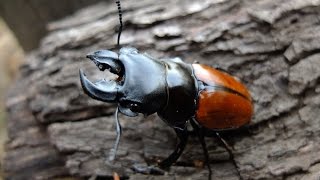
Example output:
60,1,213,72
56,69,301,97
193,64,253,130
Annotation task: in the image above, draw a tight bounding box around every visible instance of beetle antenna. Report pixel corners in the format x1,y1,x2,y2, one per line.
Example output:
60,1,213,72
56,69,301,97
108,107,122,162
115,0,123,49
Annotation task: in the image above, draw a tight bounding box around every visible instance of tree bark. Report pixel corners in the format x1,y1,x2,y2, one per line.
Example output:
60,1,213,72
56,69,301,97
3,0,320,179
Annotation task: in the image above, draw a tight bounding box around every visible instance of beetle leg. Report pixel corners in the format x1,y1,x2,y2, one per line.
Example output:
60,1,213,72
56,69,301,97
158,128,189,169
198,132,212,180
215,132,243,180
190,120,212,180
131,128,187,175
108,107,122,162
131,164,165,175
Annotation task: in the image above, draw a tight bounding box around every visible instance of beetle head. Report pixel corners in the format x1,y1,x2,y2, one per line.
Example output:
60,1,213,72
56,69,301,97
80,47,167,117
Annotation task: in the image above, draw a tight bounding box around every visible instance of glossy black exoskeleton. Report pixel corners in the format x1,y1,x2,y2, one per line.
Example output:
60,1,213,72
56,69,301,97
79,1,253,180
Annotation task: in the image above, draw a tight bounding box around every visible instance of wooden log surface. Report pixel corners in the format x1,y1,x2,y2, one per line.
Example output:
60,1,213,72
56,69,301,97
3,0,320,179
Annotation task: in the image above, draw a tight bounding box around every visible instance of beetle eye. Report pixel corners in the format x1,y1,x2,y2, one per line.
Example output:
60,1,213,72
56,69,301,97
117,100,140,117
130,103,140,112
119,100,140,112
97,63,104,71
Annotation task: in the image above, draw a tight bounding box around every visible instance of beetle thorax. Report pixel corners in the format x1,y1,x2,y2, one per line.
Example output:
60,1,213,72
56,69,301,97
157,61,197,129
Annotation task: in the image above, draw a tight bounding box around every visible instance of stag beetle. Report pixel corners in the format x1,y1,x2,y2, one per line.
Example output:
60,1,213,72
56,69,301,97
79,46,253,177
79,0,253,179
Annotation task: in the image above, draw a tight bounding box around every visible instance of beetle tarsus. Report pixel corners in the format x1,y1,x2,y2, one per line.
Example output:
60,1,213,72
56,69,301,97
132,164,165,175
131,128,188,175
158,128,189,169
108,107,122,162
215,132,243,180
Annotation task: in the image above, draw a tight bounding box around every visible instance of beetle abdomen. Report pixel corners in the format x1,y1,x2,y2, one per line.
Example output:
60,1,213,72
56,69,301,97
192,64,253,130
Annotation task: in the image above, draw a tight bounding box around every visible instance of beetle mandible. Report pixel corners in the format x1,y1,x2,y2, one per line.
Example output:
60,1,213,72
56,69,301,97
79,0,253,179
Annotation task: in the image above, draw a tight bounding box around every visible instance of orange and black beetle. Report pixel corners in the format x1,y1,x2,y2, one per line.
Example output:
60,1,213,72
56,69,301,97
79,47,253,177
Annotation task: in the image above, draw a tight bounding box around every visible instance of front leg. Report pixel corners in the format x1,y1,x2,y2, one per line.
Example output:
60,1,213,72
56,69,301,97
158,128,189,168
132,128,189,174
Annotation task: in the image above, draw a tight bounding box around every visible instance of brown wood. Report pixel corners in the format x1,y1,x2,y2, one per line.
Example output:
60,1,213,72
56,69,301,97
3,0,320,180
193,64,253,129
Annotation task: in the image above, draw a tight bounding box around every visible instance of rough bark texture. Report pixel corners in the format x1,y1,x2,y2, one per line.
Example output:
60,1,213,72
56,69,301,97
3,0,320,179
